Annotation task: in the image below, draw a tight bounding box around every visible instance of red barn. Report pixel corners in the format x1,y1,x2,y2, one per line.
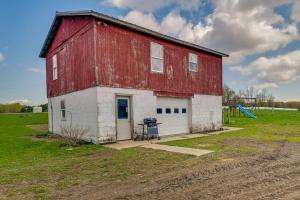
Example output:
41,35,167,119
40,10,228,143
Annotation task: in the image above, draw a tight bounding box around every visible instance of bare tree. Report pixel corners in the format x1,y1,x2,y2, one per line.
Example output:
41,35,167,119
245,86,254,99
267,93,275,107
223,84,236,105
255,88,275,107
60,125,88,146
238,89,244,98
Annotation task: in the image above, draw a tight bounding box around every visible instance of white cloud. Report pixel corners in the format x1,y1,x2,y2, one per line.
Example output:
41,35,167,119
118,0,300,64
104,0,202,12
27,67,45,73
230,50,300,89
253,83,279,90
186,0,299,64
7,99,31,105
120,10,160,31
292,1,300,22
105,0,170,12
160,11,187,36
0,52,5,62
121,10,187,36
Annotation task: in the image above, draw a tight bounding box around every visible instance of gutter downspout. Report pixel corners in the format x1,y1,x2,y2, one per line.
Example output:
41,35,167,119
49,98,54,133
93,19,100,143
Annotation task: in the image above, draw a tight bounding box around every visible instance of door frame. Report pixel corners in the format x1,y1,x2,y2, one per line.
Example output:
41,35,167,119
115,94,133,140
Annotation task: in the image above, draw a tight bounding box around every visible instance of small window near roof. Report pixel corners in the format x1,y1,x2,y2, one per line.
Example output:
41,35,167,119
151,42,164,73
60,100,66,120
157,108,163,114
52,54,58,80
182,108,187,114
188,53,198,72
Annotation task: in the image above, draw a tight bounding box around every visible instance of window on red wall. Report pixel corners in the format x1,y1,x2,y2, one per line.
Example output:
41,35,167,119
188,53,198,72
150,42,164,73
52,54,58,80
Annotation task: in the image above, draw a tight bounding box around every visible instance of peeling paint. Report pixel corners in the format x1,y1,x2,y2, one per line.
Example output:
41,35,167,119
45,17,223,98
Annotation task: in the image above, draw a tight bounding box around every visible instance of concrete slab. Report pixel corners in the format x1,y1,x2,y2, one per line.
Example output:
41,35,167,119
142,144,213,156
104,126,242,150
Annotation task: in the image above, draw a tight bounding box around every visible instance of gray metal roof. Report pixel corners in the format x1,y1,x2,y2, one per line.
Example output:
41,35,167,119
39,10,229,58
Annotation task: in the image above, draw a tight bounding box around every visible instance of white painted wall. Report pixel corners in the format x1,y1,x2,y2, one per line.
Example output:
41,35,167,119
48,87,98,143
191,95,222,132
48,86,223,144
96,87,156,143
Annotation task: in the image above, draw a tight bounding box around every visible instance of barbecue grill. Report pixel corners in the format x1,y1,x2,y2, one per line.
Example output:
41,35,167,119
138,118,162,140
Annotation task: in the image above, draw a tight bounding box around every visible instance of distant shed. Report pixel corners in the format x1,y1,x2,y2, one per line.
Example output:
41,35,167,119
33,107,43,113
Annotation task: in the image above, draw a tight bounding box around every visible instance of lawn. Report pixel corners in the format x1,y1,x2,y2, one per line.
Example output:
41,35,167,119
162,110,300,153
0,113,192,199
0,110,300,199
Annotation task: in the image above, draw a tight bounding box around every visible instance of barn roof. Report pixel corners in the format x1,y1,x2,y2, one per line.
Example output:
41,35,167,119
39,10,229,58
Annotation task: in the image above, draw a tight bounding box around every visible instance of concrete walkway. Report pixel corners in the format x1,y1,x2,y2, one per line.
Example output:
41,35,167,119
142,144,213,156
104,126,242,153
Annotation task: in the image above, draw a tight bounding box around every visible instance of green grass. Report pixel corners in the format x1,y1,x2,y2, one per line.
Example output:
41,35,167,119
0,113,192,199
0,113,101,170
1,110,300,198
162,110,300,152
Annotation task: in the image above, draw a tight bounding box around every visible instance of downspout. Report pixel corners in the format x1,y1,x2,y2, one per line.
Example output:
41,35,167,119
93,19,100,143
50,98,54,133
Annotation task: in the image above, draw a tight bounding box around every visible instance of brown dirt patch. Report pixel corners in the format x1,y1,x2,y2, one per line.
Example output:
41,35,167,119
84,151,114,160
49,140,300,200
27,124,48,132
273,132,299,137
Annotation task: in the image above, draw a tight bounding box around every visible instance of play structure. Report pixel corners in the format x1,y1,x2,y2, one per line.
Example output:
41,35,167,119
223,97,257,123
236,104,257,119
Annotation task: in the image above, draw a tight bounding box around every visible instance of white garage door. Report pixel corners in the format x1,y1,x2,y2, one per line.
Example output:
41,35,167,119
156,97,190,136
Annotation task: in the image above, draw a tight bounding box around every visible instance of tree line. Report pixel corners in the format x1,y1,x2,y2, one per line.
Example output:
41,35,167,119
0,103,48,113
223,85,300,109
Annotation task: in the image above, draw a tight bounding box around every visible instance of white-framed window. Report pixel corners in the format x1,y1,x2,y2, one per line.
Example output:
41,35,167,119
151,42,164,73
188,53,198,72
52,54,58,80
60,100,66,120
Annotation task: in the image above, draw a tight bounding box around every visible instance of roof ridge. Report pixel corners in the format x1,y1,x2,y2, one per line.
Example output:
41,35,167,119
40,10,229,58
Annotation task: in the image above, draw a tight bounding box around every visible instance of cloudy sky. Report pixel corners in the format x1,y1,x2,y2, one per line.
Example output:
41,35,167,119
0,0,300,105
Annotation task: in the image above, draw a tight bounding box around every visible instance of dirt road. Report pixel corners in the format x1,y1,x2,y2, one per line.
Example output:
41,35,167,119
53,140,300,200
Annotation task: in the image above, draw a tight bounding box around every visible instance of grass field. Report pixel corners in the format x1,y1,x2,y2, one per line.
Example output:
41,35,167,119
162,110,300,152
0,113,191,199
0,110,300,199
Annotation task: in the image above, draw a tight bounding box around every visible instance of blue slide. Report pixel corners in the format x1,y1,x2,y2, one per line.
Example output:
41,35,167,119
236,104,257,119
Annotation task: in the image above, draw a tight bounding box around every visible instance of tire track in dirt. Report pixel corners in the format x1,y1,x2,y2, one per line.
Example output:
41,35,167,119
116,142,300,200
52,141,300,200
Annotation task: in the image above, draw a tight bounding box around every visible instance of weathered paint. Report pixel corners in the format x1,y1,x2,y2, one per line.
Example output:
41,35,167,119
45,16,223,98
48,85,222,143
96,21,222,96
45,17,96,98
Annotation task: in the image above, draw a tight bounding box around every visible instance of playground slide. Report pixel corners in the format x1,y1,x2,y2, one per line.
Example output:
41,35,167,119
236,104,257,119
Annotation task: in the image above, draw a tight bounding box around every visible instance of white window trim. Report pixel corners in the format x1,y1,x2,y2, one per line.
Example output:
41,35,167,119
151,42,164,73
188,53,198,72
52,54,58,80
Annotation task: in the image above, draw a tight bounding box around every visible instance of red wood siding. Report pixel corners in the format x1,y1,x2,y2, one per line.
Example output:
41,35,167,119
45,17,223,98
96,22,222,96
46,17,96,97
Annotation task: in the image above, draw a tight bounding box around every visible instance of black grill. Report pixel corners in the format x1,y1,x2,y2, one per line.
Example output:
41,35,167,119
143,118,157,126
137,118,162,140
